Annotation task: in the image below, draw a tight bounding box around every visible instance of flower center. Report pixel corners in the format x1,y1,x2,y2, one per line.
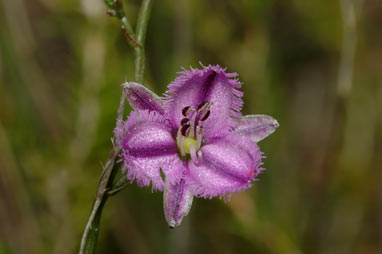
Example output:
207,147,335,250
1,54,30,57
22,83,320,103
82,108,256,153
182,137,198,154
176,101,211,161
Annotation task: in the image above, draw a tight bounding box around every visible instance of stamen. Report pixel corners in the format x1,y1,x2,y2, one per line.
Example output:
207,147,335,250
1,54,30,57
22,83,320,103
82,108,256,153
177,102,211,158
189,110,198,138
199,110,210,121
182,106,193,116
181,124,190,136
197,150,203,160
189,145,199,165
180,118,190,126
197,101,210,112
196,126,203,148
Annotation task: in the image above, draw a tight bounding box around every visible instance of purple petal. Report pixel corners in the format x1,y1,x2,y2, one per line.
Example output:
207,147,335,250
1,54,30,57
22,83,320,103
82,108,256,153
123,82,165,115
188,134,263,198
163,177,193,228
234,115,279,142
164,65,243,138
115,110,183,190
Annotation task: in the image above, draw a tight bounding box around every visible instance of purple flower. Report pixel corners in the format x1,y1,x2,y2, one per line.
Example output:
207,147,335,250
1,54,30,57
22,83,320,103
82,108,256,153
114,65,279,228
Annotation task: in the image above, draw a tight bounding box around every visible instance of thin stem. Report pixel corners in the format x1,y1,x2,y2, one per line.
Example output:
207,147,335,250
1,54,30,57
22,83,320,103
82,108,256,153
134,0,153,83
120,17,134,37
134,47,145,83
79,148,120,254
107,0,154,191
79,1,154,253
105,0,142,48
135,0,152,44
122,26,142,48
107,175,129,196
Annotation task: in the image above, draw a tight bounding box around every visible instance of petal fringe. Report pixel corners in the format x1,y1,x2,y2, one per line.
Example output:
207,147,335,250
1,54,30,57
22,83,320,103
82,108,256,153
163,64,243,138
188,133,263,198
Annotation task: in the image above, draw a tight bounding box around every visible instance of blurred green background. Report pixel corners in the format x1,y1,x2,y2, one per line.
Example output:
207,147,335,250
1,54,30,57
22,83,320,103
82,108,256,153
0,0,381,253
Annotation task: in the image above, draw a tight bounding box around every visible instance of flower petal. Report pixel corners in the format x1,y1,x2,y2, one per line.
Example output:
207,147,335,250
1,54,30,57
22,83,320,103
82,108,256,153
188,134,263,198
115,110,183,190
164,65,243,138
163,177,193,228
123,82,165,115
234,115,279,142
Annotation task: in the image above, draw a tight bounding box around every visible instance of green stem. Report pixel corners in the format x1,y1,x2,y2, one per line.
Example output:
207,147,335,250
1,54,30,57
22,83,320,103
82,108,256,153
134,0,153,83
81,194,109,253
79,1,154,253
108,0,154,197
134,47,145,83
120,17,134,37
105,0,141,48
107,174,129,196
79,148,120,254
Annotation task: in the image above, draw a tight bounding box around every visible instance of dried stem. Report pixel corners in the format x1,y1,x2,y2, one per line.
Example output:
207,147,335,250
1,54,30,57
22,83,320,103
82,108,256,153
79,1,154,253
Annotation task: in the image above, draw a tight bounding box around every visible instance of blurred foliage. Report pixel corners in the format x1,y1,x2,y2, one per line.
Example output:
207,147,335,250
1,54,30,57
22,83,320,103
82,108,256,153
0,0,381,253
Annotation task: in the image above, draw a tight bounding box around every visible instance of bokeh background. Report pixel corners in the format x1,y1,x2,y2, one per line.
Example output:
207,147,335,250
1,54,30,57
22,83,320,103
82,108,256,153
0,0,381,253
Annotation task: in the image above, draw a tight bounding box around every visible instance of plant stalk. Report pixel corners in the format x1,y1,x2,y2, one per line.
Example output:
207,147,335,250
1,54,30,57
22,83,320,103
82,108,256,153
134,0,153,83
79,1,154,253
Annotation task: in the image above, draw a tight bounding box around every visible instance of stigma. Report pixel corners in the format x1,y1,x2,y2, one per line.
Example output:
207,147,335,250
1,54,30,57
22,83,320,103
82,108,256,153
176,101,212,160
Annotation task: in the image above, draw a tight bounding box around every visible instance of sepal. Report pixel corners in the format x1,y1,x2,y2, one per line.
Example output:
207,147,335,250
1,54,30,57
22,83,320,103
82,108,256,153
234,115,279,142
122,82,165,115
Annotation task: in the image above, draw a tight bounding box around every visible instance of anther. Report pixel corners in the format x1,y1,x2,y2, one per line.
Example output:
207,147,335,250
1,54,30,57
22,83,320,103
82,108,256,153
189,109,198,138
189,145,199,165
197,101,209,111
182,106,193,116
196,126,203,148
200,110,210,121
181,124,190,136
180,118,190,126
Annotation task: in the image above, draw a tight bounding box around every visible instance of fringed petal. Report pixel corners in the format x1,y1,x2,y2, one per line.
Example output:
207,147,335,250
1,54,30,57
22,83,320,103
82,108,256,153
163,64,243,138
234,114,279,142
188,133,263,198
163,177,193,228
122,82,165,115
115,110,183,191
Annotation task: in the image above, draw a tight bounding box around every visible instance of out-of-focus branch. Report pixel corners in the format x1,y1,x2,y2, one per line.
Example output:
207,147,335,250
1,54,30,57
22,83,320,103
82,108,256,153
1,0,62,140
337,0,357,98
0,124,40,254
302,0,359,250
